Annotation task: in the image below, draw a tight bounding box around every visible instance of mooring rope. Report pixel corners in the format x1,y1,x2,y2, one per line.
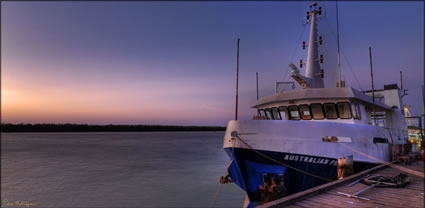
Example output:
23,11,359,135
336,142,424,178
234,135,334,182
210,142,235,208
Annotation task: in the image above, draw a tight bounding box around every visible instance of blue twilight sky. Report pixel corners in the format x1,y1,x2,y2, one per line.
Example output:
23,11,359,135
1,1,424,126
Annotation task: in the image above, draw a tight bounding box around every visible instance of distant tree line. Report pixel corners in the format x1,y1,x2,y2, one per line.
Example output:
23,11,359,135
0,123,226,132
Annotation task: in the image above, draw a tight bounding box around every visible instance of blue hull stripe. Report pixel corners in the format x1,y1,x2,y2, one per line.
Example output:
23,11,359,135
224,147,378,207
228,159,247,191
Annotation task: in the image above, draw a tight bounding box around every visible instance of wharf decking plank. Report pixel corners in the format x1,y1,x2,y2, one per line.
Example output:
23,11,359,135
312,193,365,206
285,203,310,208
335,186,424,201
326,191,399,206
326,191,415,207
292,198,335,208
302,197,348,208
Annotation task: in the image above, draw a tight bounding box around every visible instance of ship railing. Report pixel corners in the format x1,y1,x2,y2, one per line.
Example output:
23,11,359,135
275,81,296,93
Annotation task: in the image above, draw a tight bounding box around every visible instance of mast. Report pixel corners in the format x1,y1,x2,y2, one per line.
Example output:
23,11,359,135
290,2,325,89
369,47,377,125
422,85,425,149
256,72,259,100
336,0,344,87
235,38,240,120
305,3,324,88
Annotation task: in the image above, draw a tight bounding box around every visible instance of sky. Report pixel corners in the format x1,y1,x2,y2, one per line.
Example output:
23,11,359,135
1,1,424,126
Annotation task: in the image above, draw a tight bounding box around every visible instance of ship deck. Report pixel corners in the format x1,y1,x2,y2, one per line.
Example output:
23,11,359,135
259,160,424,208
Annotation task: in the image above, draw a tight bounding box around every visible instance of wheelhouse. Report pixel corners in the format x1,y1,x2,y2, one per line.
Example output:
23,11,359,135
252,87,402,126
257,102,358,121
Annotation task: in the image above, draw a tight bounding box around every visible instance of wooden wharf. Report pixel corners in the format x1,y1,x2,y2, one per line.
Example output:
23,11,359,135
259,160,424,208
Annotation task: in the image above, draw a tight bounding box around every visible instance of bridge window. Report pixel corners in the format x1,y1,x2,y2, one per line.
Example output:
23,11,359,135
324,103,337,119
259,103,358,120
311,103,325,119
272,107,281,120
258,109,266,117
288,105,301,120
299,105,312,120
265,108,273,120
356,104,362,120
351,103,361,120
278,106,289,120
373,112,387,127
337,102,352,119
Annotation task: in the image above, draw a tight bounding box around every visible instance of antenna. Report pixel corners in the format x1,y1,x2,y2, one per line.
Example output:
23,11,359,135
235,38,240,120
400,71,408,97
336,0,344,87
256,72,259,100
369,47,376,125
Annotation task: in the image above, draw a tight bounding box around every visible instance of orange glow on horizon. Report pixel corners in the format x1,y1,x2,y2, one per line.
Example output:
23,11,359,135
1,83,233,124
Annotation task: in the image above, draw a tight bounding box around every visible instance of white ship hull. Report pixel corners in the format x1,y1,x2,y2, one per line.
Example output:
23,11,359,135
222,119,406,207
224,119,405,164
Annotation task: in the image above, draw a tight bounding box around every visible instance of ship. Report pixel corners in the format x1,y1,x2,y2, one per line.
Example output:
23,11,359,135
221,2,409,207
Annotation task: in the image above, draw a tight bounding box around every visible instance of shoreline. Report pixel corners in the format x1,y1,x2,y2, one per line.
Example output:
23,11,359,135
0,123,226,133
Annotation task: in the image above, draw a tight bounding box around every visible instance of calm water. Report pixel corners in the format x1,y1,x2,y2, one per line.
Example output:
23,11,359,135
1,132,245,208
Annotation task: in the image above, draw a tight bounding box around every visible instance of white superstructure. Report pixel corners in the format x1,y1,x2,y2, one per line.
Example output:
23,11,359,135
224,86,408,164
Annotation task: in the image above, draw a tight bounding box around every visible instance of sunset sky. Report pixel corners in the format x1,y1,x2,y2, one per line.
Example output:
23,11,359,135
1,1,424,126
